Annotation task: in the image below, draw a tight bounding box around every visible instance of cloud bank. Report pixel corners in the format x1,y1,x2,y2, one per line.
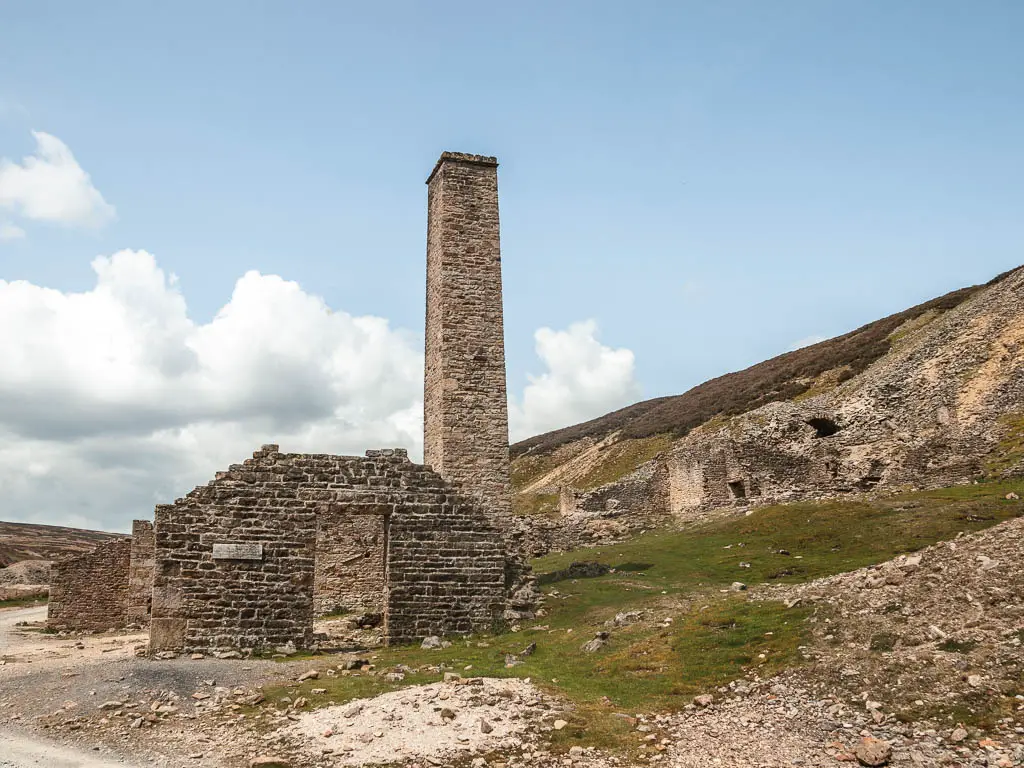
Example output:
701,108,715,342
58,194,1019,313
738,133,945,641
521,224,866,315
0,252,639,532
0,131,115,234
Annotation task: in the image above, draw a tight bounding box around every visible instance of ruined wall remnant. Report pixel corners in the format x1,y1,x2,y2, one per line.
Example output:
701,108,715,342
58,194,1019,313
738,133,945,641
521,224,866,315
523,460,674,555
424,152,511,521
150,444,318,654
47,538,131,631
150,445,506,653
127,520,155,626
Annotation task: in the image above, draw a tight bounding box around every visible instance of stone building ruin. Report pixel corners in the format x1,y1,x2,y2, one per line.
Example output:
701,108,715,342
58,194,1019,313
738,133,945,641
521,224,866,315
48,151,530,652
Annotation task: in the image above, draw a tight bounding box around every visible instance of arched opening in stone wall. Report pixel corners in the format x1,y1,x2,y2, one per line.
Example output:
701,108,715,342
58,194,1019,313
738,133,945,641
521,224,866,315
807,417,841,438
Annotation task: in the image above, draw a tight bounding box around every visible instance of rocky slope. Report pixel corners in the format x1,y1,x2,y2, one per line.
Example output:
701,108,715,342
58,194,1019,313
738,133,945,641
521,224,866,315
512,266,1024,552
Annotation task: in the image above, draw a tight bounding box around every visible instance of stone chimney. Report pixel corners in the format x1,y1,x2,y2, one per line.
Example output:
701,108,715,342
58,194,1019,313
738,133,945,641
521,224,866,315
423,152,511,520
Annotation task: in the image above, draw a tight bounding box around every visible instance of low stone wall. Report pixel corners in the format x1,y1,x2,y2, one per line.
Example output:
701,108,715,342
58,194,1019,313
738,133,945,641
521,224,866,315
47,538,131,631
127,520,155,626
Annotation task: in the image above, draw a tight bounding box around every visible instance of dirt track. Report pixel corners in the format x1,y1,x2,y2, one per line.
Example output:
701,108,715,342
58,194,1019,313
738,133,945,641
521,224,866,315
0,729,139,767
0,605,287,768
0,606,140,766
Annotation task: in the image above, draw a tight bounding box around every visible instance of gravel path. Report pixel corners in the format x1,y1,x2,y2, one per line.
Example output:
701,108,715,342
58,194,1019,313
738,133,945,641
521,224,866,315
0,730,139,767
0,606,145,767
0,605,46,652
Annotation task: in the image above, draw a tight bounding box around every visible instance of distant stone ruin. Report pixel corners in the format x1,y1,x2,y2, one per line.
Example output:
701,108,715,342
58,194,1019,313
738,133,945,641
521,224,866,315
47,151,532,651
47,538,131,632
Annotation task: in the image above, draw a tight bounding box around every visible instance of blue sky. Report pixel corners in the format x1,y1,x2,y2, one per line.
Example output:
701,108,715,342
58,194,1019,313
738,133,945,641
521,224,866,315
0,2,1022,529
2,0,1021,396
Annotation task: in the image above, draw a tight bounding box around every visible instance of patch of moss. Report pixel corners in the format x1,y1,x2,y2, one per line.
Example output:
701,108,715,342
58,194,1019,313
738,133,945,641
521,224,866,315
0,595,47,609
896,691,1020,730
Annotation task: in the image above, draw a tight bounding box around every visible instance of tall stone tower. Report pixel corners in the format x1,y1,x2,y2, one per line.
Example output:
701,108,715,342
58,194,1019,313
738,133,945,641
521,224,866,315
424,152,511,520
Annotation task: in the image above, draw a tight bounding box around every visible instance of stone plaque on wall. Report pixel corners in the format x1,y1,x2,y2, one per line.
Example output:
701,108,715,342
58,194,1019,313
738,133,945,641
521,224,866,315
211,543,263,560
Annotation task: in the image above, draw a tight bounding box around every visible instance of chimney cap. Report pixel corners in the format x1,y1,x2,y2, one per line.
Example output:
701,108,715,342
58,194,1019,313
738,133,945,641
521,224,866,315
426,151,498,184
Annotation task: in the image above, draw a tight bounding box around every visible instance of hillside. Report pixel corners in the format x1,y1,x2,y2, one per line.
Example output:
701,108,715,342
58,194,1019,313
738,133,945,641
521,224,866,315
0,520,124,568
510,265,1024,551
512,268,1015,460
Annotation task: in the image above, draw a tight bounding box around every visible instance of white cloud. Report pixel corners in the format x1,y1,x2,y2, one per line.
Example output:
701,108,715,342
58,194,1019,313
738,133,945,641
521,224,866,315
789,334,827,351
0,252,642,532
509,320,641,442
0,250,423,531
0,222,25,240
0,131,115,231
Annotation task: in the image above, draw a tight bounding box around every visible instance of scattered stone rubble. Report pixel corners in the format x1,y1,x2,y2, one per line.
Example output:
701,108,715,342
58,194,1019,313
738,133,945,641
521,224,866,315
283,677,561,766
662,673,1023,767
760,513,1024,730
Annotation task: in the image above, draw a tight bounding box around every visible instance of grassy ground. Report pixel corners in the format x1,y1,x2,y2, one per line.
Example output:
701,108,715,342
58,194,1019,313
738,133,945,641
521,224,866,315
570,434,673,491
511,491,560,518
262,477,1024,755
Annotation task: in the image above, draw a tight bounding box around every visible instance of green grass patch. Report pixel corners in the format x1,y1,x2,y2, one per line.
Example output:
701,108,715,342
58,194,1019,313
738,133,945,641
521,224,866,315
533,477,1024,601
985,413,1024,478
572,435,673,491
263,597,807,757
512,492,560,518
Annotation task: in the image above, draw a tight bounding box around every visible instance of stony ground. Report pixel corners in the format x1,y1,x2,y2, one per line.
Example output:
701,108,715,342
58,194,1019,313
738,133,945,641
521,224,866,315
282,677,561,766
3,515,1024,767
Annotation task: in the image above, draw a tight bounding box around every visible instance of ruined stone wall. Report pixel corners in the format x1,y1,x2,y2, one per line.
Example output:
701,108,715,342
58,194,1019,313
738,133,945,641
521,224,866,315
385,474,507,645
47,538,131,631
151,445,506,652
525,462,673,554
424,152,511,522
658,268,1024,519
667,457,706,517
127,520,155,627
314,510,385,617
